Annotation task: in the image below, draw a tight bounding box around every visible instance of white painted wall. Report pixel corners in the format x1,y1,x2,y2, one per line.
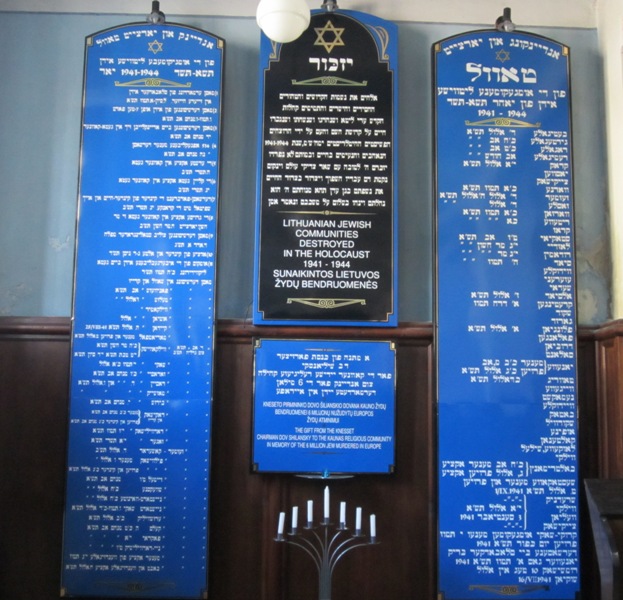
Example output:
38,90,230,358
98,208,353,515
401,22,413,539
0,1,613,321
597,0,623,319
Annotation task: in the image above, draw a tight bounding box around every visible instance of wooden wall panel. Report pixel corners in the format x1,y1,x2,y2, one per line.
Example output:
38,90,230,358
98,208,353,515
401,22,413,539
576,329,600,600
208,322,436,600
0,317,612,600
577,330,599,481
207,329,277,599
0,318,70,600
595,321,623,478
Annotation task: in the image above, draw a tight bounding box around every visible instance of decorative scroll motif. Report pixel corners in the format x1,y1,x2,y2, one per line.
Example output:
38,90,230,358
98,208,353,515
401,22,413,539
292,76,367,86
287,298,366,309
370,26,390,61
464,117,540,128
269,39,279,60
468,584,550,596
115,77,191,88
99,581,176,594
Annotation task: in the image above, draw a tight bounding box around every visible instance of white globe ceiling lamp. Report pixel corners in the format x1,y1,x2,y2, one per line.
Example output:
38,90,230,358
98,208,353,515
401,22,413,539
256,0,311,43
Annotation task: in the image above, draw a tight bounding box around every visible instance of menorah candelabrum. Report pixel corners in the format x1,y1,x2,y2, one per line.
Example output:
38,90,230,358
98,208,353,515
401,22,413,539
275,486,379,600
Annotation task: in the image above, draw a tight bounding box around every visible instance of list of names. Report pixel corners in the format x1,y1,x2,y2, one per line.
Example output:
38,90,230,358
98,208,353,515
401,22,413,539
435,31,579,600
62,24,223,599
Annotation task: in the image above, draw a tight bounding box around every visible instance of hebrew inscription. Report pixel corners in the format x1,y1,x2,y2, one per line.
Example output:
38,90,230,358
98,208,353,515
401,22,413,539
61,24,224,599
435,31,579,600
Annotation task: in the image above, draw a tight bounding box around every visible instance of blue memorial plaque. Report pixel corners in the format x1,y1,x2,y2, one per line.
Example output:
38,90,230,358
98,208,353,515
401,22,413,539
61,22,224,598
434,30,580,599
253,10,398,326
252,339,395,475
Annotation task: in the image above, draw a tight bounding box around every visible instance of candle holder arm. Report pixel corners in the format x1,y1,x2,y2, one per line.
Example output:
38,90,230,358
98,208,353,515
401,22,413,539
329,538,374,575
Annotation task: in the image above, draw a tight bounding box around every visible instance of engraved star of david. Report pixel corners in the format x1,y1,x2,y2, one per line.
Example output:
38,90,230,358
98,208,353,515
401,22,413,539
148,39,163,54
314,20,345,53
496,49,511,63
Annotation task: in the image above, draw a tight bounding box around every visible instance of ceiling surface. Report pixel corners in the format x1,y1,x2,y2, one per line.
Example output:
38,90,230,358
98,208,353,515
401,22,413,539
0,0,598,29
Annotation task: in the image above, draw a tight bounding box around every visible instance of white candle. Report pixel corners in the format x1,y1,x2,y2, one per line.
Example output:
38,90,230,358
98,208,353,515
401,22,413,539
307,499,313,524
370,514,376,538
278,511,285,535
339,501,346,526
355,506,362,531
291,506,298,530
324,486,330,520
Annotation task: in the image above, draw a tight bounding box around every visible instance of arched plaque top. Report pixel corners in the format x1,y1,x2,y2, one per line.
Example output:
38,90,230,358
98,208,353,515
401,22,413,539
266,10,397,67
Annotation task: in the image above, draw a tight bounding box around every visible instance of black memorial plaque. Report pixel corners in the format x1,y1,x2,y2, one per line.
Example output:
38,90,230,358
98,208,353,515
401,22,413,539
61,23,224,598
253,10,398,326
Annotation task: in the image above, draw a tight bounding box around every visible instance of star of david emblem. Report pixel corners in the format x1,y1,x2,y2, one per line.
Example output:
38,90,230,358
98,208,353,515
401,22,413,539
495,49,510,63
148,39,163,54
314,20,345,54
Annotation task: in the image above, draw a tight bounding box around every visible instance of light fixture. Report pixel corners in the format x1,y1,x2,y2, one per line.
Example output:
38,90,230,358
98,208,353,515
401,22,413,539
495,7,515,33
147,0,166,24
256,0,311,44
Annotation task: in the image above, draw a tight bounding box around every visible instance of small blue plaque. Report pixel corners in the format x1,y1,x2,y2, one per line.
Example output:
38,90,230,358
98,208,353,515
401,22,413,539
252,339,396,475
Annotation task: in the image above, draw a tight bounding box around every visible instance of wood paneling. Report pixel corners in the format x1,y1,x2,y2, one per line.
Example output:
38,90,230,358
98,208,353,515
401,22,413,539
0,317,612,599
595,321,623,478
0,318,70,600
209,322,436,600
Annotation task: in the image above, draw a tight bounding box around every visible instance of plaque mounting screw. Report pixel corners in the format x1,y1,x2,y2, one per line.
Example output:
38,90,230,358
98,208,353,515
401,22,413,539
147,1,166,24
495,7,515,32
